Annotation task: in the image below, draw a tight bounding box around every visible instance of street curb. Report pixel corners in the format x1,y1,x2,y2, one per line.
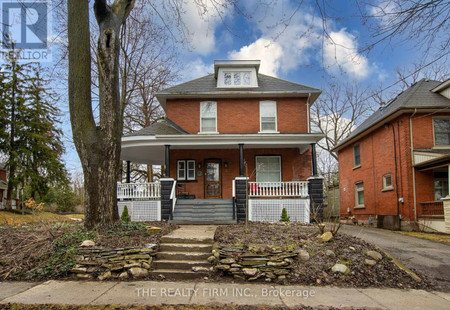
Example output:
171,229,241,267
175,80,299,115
379,248,422,282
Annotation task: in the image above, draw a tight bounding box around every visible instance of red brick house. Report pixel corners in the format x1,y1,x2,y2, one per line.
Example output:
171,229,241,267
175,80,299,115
118,60,325,224
333,79,450,232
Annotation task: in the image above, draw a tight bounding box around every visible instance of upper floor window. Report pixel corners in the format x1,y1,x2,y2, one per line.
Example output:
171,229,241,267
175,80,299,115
382,174,394,191
224,71,251,86
200,101,217,133
256,156,281,182
260,101,277,132
433,118,450,146
353,144,361,168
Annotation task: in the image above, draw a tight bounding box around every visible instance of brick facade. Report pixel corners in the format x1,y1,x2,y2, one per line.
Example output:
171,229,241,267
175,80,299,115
338,112,450,222
166,97,309,134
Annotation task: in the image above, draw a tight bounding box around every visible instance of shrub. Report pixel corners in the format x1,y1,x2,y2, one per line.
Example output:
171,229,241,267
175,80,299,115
280,208,290,222
120,206,131,222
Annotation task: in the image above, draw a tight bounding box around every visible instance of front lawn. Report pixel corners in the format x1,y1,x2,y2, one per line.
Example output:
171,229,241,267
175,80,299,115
214,223,431,290
394,230,450,245
0,210,84,225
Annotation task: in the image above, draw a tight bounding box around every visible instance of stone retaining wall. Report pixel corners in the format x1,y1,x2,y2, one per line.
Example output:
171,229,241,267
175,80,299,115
210,244,299,282
71,245,157,280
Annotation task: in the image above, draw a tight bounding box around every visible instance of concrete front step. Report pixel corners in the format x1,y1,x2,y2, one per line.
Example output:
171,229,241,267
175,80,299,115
153,260,211,270
160,236,214,244
159,243,212,253
156,252,211,260
177,199,233,205
149,269,209,280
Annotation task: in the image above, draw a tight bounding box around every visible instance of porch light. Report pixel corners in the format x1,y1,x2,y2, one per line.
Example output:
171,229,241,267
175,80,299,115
224,162,228,168
198,163,202,169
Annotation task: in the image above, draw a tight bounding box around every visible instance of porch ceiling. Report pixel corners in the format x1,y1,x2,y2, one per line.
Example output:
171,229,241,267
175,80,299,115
121,133,324,164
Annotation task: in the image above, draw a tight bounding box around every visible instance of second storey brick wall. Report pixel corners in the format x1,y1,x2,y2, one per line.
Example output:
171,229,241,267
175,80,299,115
165,97,309,134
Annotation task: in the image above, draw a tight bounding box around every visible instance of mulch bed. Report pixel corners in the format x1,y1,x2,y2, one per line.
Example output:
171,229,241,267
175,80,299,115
0,221,178,281
214,223,432,290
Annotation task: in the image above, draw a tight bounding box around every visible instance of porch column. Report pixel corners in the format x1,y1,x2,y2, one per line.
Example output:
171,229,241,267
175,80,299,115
239,143,244,177
165,145,170,178
126,161,131,183
311,143,318,176
443,164,450,233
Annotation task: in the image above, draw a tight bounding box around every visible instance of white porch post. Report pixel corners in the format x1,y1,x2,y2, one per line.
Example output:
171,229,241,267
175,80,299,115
443,164,450,234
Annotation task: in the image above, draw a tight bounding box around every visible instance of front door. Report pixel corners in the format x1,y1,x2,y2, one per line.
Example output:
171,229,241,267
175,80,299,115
205,159,221,199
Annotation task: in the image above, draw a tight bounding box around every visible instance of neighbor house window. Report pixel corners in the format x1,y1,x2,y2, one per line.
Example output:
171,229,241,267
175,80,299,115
433,118,450,146
200,101,217,133
353,144,361,167
255,156,281,182
260,101,277,132
177,160,195,181
223,71,251,86
382,174,394,191
355,182,364,208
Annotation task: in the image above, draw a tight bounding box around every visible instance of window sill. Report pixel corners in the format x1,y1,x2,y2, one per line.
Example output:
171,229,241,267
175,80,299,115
352,165,361,170
177,179,198,183
258,131,280,134
382,186,394,192
354,205,365,209
197,132,219,135
432,145,450,149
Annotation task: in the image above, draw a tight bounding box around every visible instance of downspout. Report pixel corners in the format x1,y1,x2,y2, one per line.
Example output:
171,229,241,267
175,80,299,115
390,124,400,217
410,109,418,221
306,93,311,133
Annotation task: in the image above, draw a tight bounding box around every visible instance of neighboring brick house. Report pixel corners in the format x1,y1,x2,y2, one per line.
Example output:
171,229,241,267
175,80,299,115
333,79,450,232
119,60,325,224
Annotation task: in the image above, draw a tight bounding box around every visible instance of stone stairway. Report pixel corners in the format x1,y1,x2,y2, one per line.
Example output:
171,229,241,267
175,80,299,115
170,199,236,225
150,225,216,280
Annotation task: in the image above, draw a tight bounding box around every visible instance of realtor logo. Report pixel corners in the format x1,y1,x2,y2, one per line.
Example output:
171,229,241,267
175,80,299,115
1,0,52,62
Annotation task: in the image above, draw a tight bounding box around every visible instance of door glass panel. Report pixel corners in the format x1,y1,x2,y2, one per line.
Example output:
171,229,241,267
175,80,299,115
206,163,219,181
207,183,220,197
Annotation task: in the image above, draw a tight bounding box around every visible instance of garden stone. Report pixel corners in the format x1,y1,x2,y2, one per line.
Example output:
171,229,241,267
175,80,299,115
278,275,286,280
118,271,128,280
349,246,356,251
124,263,141,269
320,232,333,242
212,250,220,258
71,267,87,273
98,271,111,281
325,250,335,257
331,264,349,274
207,256,217,263
76,274,93,280
365,259,377,266
366,250,382,261
141,262,151,269
242,268,258,276
298,249,310,262
129,267,149,279
146,226,162,234
219,258,235,264
80,240,95,247
231,263,241,268
268,261,289,267
192,266,210,272
216,264,230,270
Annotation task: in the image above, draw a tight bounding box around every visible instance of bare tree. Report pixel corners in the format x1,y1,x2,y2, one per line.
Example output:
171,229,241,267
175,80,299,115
395,60,450,91
68,0,135,229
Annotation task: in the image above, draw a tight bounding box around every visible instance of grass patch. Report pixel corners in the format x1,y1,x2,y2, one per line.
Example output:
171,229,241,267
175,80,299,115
0,211,84,225
394,231,450,245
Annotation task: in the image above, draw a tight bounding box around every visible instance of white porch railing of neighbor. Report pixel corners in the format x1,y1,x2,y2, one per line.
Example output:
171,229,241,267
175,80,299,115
117,182,160,200
248,181,308,197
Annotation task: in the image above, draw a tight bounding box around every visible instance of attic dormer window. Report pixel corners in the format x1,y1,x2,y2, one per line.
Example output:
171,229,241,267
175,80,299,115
224,71,251,86
217,67,258,88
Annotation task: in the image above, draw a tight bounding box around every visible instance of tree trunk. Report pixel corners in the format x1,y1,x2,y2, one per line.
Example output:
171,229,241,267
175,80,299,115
147,165,153,182
68,0,134,230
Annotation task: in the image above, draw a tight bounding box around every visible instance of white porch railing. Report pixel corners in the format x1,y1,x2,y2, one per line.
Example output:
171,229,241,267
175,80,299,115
117,182,161,200
248,181,308,197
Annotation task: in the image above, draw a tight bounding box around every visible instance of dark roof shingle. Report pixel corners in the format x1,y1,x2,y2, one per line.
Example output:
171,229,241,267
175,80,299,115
125,118,188,137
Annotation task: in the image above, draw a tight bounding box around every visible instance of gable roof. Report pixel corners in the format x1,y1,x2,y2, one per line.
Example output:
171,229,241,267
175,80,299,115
333,79,450,152
124,118,188,137
155,73,321,109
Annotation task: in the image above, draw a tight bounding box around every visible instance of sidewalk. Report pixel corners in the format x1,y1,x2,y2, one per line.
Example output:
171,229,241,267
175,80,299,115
1,280,450,309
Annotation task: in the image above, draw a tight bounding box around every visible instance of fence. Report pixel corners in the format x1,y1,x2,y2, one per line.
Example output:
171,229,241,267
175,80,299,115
248,198,310,223
117,200,161,222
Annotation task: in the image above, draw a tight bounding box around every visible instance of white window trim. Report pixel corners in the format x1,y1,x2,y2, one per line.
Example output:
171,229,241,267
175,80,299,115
255,155,282,183
354,182,365,209
432,116,450,149
259,101,279,133
382,174,394,191
177,159,196,181
199,101,218,134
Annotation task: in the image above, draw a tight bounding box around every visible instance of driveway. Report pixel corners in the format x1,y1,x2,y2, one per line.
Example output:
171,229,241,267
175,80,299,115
340,225,450,292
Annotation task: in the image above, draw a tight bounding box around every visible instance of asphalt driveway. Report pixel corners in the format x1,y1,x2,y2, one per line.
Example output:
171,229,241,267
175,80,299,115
340,225,450,292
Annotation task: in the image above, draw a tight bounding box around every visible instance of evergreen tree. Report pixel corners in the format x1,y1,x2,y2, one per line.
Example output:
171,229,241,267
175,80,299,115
280,208,290,222
121,206,131,222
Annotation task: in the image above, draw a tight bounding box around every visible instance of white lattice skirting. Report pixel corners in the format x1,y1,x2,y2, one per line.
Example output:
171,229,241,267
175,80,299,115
118,200,161,222
248,198,310,223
